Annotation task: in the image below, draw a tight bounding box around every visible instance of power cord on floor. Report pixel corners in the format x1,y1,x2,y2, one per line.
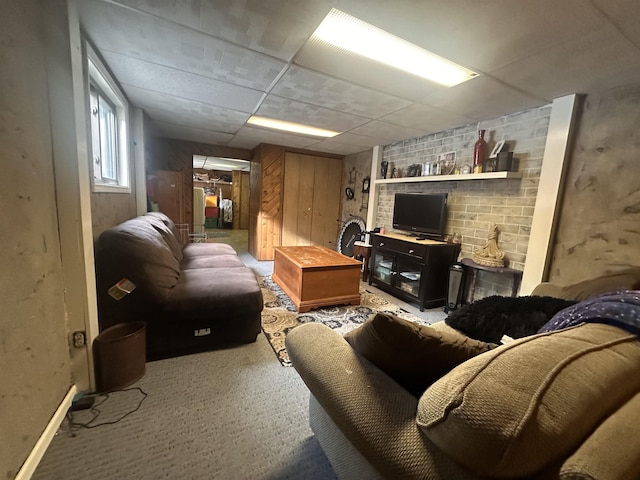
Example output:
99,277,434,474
65,387,147,437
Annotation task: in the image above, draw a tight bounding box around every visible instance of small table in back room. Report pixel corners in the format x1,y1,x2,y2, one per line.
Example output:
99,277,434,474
352,241,372,282
460,258,523,303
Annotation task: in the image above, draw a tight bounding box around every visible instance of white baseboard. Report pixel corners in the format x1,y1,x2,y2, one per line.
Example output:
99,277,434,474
16,385,77,480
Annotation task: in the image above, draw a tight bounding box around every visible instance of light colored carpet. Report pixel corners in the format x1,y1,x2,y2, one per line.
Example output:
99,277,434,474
32,335,337,480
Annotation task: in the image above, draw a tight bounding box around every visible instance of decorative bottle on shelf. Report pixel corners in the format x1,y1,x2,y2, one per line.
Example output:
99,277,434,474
473,129,487,174
380,161,389,179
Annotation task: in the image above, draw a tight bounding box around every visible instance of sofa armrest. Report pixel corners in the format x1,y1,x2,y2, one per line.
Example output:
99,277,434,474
532,266,640,301
531,282,565,299
559,392,640,479
286,323,479,480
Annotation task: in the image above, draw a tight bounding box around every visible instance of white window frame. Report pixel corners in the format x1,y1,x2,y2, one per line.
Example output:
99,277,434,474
86,42,130,193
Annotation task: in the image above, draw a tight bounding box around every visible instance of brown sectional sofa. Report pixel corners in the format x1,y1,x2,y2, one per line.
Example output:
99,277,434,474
286,268,640,479
94,212,263,359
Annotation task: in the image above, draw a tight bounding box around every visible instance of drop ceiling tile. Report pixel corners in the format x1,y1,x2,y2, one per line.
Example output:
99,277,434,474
330,132,390,149
424,76,546,122
198,0,332,61
270,65,411,118
80,1,286,91
255,95,370,132
304,139,370,155
379,104,474,132
337,0,605,72
142,107,241,134
102,52,264,112
230,125,320,150
153,121,235,145
224,136,261,150
491,23,640,100
348,120,425,144
124,85,249,133
294,40,447,102
591,0,640,48
113,0,203,30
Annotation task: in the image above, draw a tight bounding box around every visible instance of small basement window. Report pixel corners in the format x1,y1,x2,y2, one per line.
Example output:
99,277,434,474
87,43,130,192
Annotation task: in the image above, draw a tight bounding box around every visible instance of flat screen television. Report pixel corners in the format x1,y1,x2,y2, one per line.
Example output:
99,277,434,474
392,193,448,239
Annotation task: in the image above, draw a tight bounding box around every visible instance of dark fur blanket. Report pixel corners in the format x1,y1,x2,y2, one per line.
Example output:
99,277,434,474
445,295,577,344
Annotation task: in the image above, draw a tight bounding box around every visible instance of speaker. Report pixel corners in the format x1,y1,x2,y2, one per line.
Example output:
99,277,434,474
446,263,465,312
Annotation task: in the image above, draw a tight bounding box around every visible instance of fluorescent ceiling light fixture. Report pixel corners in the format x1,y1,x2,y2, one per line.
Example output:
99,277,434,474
247,115,340,138
193,155,250,171
311,8,478,87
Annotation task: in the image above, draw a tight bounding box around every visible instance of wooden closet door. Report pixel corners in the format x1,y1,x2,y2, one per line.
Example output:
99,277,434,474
282,153,342,248
282,153,314,246
311,157,341,248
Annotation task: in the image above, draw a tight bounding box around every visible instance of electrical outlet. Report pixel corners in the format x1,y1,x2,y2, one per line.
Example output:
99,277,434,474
72,331,86,348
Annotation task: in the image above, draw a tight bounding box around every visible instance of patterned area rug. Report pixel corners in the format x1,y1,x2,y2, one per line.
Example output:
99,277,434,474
259,275,428,366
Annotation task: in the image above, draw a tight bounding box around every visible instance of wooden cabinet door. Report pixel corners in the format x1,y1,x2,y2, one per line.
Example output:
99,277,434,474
151,170,184,226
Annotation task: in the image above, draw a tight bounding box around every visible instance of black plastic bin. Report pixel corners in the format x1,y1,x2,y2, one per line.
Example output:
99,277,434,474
93,322,146,393
445,263,465,312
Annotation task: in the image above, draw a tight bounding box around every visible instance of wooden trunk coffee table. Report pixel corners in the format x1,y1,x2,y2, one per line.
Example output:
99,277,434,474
272,246,362,313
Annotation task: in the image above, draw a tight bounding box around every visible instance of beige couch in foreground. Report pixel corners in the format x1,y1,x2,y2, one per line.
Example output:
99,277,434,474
286,268,640,479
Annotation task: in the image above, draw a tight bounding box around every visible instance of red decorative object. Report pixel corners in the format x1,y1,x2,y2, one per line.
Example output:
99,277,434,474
473,129,487,174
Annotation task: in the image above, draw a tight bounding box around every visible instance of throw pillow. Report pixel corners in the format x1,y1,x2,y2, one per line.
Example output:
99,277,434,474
444,295,576,343
417,323,640,478
343,312,496,397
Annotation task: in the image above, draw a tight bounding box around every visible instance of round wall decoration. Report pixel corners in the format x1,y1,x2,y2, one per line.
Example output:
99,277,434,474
345,187,355,200
338,217,366,257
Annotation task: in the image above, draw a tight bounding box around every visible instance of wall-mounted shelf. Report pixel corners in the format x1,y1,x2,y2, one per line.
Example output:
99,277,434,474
374,171,521,185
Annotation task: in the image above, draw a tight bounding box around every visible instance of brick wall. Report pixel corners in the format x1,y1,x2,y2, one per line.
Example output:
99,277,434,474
376,104,551,299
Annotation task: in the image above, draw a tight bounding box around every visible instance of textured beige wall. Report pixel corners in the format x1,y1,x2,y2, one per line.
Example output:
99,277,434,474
341,149,373,225
547,86,640,284
91,192,137,240
0,2,72,477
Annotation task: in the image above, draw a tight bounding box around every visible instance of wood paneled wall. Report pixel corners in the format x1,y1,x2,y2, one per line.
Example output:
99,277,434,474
250,144,285,260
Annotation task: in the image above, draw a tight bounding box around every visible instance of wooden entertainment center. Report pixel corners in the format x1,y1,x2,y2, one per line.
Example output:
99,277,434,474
369,233,460,311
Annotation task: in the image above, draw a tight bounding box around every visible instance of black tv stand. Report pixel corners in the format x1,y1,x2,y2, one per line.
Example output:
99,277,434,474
369,233,460,311
406,232,444,242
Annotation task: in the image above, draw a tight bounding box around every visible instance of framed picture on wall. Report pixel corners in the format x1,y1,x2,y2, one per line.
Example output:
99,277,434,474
437,151,456,175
